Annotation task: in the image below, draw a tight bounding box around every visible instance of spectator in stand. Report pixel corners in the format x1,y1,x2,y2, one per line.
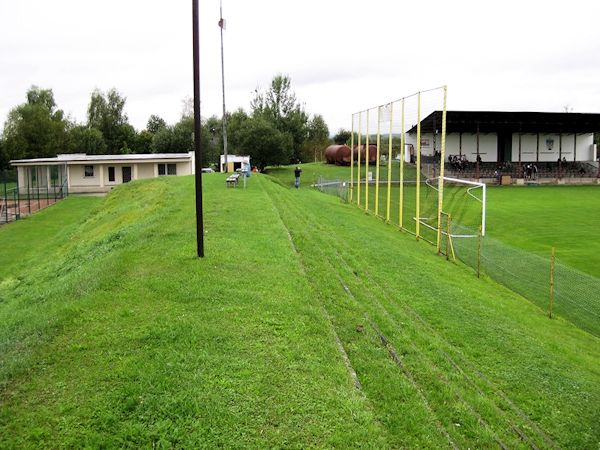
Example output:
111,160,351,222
533,164,538,180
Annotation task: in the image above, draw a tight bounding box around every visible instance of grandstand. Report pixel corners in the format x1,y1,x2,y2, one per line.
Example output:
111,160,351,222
413,111,600,183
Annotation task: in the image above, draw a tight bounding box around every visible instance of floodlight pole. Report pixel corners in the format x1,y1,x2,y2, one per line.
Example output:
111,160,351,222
219,1,228,172
193,0,204,257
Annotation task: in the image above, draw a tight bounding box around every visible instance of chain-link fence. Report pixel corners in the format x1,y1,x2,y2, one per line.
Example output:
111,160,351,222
1,167,68,225
452,224,600,338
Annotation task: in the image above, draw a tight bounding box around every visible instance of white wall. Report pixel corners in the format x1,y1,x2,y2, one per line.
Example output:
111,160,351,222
69,164,102,187
457,133,497,162
512,133,594,162
137,163,155,179
420,132,594,163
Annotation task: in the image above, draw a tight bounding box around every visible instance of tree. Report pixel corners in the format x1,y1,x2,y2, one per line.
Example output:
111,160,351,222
333,129,352,145
146,115,167,134
251,75,308,164
2,86,71,161
0,138,7,170
69,126,107,154
86,88,134,153
236,117,293,171
227,108,250,152
303,114,330,162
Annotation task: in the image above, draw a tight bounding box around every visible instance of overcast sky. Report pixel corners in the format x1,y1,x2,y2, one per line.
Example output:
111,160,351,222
1,0,599,135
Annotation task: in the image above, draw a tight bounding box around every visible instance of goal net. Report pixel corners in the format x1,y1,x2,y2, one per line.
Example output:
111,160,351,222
420,176,486,242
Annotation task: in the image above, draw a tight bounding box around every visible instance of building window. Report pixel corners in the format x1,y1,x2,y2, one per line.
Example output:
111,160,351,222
158,163,177,176
108,166,115,182
84,165,94,177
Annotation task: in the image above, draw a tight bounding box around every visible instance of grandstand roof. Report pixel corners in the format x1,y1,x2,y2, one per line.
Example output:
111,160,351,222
411,111,600,134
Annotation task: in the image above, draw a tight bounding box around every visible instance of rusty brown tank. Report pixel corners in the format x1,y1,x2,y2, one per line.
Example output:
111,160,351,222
352,144,378,164
324,144,352,165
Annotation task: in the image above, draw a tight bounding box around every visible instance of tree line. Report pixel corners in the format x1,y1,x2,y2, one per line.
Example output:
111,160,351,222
0,75,353,171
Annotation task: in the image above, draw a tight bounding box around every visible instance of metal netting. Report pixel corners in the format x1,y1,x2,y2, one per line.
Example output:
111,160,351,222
350,87,451,248
452,225,600,338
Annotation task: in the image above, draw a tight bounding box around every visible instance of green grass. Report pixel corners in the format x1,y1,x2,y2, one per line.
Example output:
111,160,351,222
485,185,600,277
271,164,600,276
1,173,599,447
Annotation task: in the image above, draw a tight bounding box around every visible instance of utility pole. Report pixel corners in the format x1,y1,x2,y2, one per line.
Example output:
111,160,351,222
193,0,204,257
219,1,228,172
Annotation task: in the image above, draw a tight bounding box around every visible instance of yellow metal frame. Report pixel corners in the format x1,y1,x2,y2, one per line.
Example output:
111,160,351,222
385,102,393,223
399,98,405,229
436,86,448,253
357,112,362,207
375,106,381,216
365,109,370,212
350,113,355,203
415,92,421,240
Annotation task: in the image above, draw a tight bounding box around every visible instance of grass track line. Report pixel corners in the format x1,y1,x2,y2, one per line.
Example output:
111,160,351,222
337,275,460,450
266,183,466,447
265,180,557,449
303,199,557,449
263,181,366,393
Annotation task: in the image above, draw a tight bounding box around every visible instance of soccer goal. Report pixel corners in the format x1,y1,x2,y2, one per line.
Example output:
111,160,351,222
422,176,486,239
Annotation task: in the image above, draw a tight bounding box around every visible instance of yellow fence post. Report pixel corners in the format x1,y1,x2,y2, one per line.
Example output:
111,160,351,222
445,214,450,261
386,102,393,223
399,98,405,229
477,225,482,278
416,91,421,240
357,112,362,207
549,247,556,318
375,106,381,216
350,113,354,203
365,109,370,212
436,86,448,253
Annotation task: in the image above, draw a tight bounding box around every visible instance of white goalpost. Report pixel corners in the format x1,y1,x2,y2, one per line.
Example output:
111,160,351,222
424,176,486,238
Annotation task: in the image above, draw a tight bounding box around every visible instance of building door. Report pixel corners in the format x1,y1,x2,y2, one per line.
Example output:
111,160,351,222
122,166,132,183
497,133,512,162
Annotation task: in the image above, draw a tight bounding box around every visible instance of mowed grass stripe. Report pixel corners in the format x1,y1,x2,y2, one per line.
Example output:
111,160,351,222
264,181,530,448
0,175,386,447
262,176,600,449
263,182,454,447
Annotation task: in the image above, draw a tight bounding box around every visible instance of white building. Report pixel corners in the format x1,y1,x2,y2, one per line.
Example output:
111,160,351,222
10,152,195,194
220,154,250,173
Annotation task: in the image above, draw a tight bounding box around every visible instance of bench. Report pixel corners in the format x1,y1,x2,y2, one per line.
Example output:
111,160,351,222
226,173,241,188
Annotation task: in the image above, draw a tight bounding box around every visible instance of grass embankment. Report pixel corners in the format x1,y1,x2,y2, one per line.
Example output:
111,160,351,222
1,173,599,447
0,176,383,447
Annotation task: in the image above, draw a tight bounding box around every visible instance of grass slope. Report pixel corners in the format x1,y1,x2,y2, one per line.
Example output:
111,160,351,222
0,176,384,448
1,173,599,447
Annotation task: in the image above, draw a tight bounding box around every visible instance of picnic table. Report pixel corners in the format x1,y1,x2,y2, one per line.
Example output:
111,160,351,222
226,173,240,188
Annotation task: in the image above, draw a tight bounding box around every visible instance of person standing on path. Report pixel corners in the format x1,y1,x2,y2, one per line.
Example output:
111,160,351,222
294,166,302,189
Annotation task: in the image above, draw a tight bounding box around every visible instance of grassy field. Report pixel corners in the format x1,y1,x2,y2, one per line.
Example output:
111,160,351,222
1,173,599,447
485,185,600,277
270,163,600,275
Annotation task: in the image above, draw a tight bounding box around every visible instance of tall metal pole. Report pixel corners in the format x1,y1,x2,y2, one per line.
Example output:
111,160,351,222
219,1,228,172
193,0,205,257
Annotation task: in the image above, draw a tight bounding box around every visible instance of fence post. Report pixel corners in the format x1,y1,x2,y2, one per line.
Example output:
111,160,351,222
549,246,556,318
445,214,450,261
3,177,8,223
477,225,482,278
